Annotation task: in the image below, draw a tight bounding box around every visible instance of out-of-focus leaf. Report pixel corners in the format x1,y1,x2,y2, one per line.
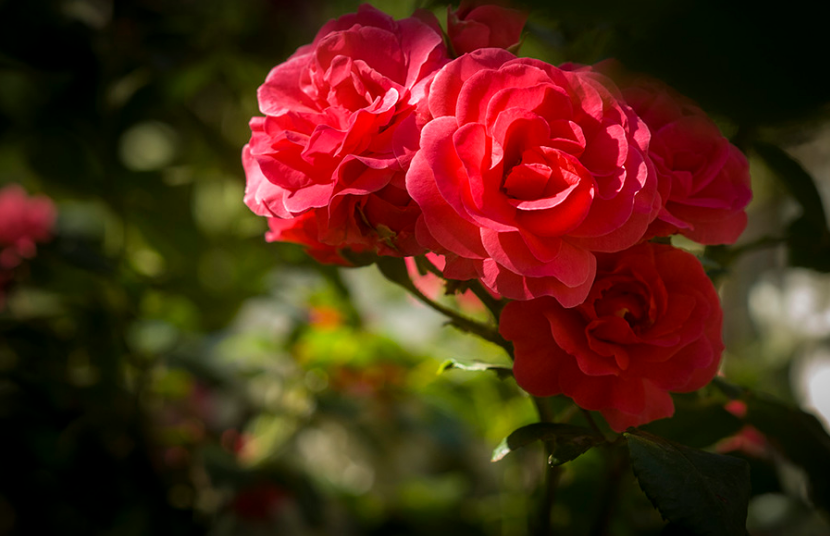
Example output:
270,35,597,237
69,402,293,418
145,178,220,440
642,394,743,449
754,141,828,230
438,359,512,380
491,422,605,464
627,430,750,536
744,392,830,515
786,215,830,272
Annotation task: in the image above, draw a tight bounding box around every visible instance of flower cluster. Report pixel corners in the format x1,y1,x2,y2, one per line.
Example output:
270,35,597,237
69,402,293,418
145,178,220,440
242,3,752,431
0,184,56,309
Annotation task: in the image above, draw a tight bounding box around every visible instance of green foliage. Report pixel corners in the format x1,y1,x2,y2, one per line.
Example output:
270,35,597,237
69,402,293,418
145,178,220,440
744,393,830,515
491,422,606,465
627,430,751,536
754,142,828,231
438,358,513,380
2,1,830,535
642,393,743,449
753,142,830,272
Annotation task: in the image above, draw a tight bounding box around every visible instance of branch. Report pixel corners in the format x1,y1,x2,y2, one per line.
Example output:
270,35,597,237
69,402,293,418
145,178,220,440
376,257,513,354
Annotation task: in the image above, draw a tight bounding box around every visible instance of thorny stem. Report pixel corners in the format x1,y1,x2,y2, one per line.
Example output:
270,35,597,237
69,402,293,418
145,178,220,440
410,281,512,352
398,258,585,535
468,279,506,319
538,463,562,536
414,254,444,278
590,447,628,536
414,256,506,320
391,258,512,353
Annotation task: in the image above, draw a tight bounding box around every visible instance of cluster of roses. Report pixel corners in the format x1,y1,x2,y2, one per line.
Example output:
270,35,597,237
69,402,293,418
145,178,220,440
242,3,752,431
0,184,56,309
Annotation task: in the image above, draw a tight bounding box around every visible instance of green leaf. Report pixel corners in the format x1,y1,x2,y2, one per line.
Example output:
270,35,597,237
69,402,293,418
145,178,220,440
754,141,828,230
744,393,830,515
642,394,743,449
438,359,513,380
491,422,605,464
711,379,830,514
627,430,750,536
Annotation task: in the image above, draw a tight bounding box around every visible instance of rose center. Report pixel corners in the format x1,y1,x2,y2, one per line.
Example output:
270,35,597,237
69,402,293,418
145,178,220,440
594,287,651,332
501,148,568,201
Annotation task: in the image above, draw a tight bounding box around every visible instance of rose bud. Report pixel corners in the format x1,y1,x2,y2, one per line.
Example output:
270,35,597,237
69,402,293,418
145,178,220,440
622,76,752,245
447,1,528,55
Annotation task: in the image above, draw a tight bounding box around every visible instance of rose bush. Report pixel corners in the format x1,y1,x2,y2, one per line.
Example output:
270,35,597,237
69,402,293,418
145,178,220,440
621,77,752,244
243,4,449,257
447,1,527,55
407,49,660,305
499,242,723,431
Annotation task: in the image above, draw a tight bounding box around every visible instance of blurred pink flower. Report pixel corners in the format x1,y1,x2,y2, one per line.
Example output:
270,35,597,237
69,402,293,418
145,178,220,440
0,184,56,310
0,184,56,269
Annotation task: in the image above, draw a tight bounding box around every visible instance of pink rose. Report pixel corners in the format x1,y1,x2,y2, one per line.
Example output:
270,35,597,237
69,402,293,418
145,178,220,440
243,4,449,256
0,184,56,269
447,1,528,55
621,78,752,244
500,243,723,432
407,49,660,306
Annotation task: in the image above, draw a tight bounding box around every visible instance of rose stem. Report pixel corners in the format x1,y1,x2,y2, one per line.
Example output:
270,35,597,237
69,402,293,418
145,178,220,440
389,259,512,353
590,448,628,536
533,396,561,536
414,255,506,320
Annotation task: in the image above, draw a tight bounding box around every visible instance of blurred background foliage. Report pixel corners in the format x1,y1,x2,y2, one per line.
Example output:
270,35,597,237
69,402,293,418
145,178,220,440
1,0,830,535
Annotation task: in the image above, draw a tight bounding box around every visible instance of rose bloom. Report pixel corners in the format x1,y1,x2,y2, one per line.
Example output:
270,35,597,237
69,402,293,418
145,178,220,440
243,4,449,257
447,1,527,55
499,242,723,431
407,49,659,306
621,77,752,244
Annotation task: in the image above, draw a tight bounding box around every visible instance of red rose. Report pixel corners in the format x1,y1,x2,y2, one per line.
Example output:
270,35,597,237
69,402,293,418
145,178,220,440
243,4,449,256
621,78,752,244
499,243,723,431
407,49,660,306
447,1,527,55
